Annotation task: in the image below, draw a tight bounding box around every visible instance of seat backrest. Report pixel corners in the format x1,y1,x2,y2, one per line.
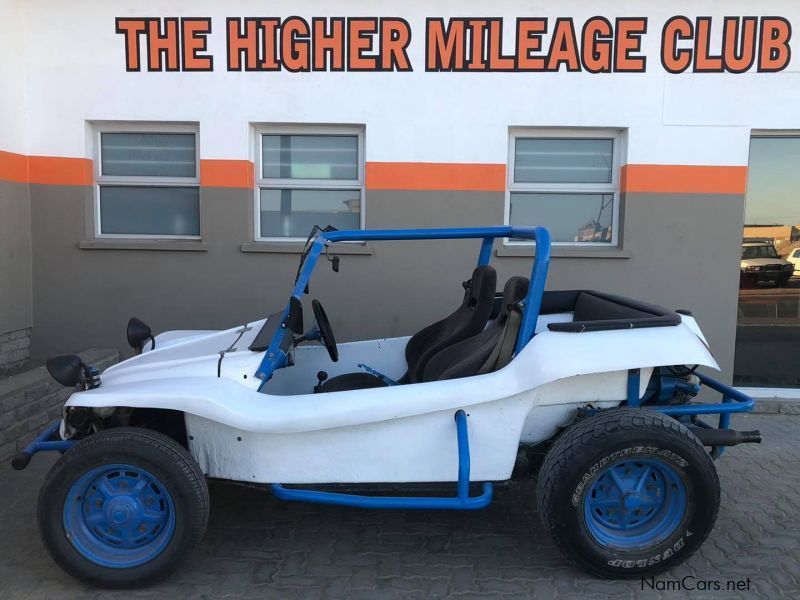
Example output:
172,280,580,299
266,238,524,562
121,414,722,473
402,265,497,383
422,276,529,382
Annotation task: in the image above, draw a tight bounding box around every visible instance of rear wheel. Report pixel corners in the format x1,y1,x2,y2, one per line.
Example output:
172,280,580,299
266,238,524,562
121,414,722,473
537,408,719,578
38,428,209,588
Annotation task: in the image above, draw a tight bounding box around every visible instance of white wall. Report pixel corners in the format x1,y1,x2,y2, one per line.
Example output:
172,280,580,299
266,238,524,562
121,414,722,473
0,0,27,152
12,0,800,166
0,0,33,336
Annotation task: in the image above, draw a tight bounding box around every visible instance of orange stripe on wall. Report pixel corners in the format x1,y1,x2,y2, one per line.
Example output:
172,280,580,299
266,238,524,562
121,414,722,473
366,162,506,192
200,159,254,188
2,152,748,195
28,156,93,186
0,150,29,183
0,151,93,185
621,164,748,195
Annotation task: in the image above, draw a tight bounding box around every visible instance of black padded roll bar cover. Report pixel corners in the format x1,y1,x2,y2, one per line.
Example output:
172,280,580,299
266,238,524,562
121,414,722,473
249,298,304,353
545,290,681,333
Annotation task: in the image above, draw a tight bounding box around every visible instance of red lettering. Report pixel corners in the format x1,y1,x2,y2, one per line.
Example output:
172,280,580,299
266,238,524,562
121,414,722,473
426,19,465,70
615,18,647,71
348,19,377,70
582,17,613,73
661,16,693,73
488,20,514,70
227,18,259,70
313,17,344,70
380,18,412,71
759,17,792,72
115,18,147,71
181,18,212,71
516,19,547,70
694,17,723,72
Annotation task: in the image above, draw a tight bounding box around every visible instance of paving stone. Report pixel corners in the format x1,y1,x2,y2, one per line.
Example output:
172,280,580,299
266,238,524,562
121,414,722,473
0,413,797,598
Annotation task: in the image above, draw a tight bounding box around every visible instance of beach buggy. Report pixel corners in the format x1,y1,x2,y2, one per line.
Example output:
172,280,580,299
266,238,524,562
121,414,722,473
13,226,760,588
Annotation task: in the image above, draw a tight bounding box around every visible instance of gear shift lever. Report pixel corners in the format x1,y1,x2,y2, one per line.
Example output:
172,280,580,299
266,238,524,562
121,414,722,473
314,370,328,393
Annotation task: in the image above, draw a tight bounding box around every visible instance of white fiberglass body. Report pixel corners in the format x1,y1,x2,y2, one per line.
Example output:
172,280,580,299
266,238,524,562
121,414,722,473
64,312,718,484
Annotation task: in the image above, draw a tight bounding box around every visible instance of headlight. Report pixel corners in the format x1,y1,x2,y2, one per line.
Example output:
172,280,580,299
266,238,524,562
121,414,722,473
745,266,763,272
784,264,794,270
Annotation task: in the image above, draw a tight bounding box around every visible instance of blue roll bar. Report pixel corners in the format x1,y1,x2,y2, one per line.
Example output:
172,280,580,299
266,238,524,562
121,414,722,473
11,420,75,470
271,409,493,509
627,370,756,458
256,226,551,382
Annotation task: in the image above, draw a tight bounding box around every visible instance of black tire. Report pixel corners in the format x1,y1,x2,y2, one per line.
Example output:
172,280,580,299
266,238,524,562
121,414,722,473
536,408,719,578
38,427,209,588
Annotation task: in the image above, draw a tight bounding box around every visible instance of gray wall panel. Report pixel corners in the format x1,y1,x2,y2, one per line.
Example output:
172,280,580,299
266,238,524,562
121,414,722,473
28,185,744,381
0,180,33,333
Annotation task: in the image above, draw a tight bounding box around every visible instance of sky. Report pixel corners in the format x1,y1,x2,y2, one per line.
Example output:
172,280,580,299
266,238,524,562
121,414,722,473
745,137,800,226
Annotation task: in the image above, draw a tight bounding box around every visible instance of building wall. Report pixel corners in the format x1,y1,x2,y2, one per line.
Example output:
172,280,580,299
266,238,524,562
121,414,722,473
0,0,33,369
5,1,800,380
29,183,744,379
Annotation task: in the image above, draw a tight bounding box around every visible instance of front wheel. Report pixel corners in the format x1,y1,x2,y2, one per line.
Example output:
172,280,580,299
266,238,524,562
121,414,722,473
38,427,209,588
537,408,719,578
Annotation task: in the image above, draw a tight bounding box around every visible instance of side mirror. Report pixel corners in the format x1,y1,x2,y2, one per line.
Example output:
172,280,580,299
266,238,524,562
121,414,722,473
46,355,83,387
127,317,154,354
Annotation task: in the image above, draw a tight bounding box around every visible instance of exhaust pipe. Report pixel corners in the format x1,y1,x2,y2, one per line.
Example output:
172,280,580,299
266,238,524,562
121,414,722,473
690,427,762,447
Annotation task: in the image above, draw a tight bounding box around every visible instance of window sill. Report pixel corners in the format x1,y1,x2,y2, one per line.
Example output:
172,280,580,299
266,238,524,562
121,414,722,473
496,245,631,259
79,240,208,252
240,242,373,255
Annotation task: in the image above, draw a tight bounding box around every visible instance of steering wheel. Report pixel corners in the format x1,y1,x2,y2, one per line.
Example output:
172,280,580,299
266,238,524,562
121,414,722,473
312,299,339,362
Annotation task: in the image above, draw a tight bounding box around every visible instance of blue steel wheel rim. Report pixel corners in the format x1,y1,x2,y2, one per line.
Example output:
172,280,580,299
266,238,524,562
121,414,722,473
63,463,176,568
583,459,686,551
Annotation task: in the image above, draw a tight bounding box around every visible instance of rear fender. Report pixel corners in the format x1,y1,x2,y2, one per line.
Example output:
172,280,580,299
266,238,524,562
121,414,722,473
516,316,718,388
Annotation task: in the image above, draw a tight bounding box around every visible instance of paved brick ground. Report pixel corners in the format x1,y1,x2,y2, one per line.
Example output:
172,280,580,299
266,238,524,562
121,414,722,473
0,413,797,599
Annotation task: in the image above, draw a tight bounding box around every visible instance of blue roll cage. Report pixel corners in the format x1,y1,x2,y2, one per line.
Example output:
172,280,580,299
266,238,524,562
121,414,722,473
254,226,552,383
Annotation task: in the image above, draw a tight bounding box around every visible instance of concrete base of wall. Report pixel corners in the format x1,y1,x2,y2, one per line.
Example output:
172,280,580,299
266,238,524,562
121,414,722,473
750,398,800,415
0,327,31,373
0,348,118,461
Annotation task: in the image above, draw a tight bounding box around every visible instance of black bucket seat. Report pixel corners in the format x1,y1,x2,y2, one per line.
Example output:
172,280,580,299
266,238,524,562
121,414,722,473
317,265,497,392
422,276,530,382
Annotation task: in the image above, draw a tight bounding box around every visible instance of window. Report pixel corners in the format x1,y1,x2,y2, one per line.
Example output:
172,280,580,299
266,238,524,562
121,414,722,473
735,133,800,390
506,129,622,245
94,124,200,238
255,125,364,240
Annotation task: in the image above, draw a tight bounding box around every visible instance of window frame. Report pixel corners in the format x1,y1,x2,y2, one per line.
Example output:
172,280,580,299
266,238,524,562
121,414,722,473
253,124,366,243
92,122,201,240
737,129,800,397
505,128,623,247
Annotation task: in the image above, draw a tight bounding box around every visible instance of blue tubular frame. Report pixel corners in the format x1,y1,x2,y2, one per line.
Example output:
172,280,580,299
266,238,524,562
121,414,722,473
271,410,494,509
627,370,756,457
256,226,551,383
11,420,75,470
